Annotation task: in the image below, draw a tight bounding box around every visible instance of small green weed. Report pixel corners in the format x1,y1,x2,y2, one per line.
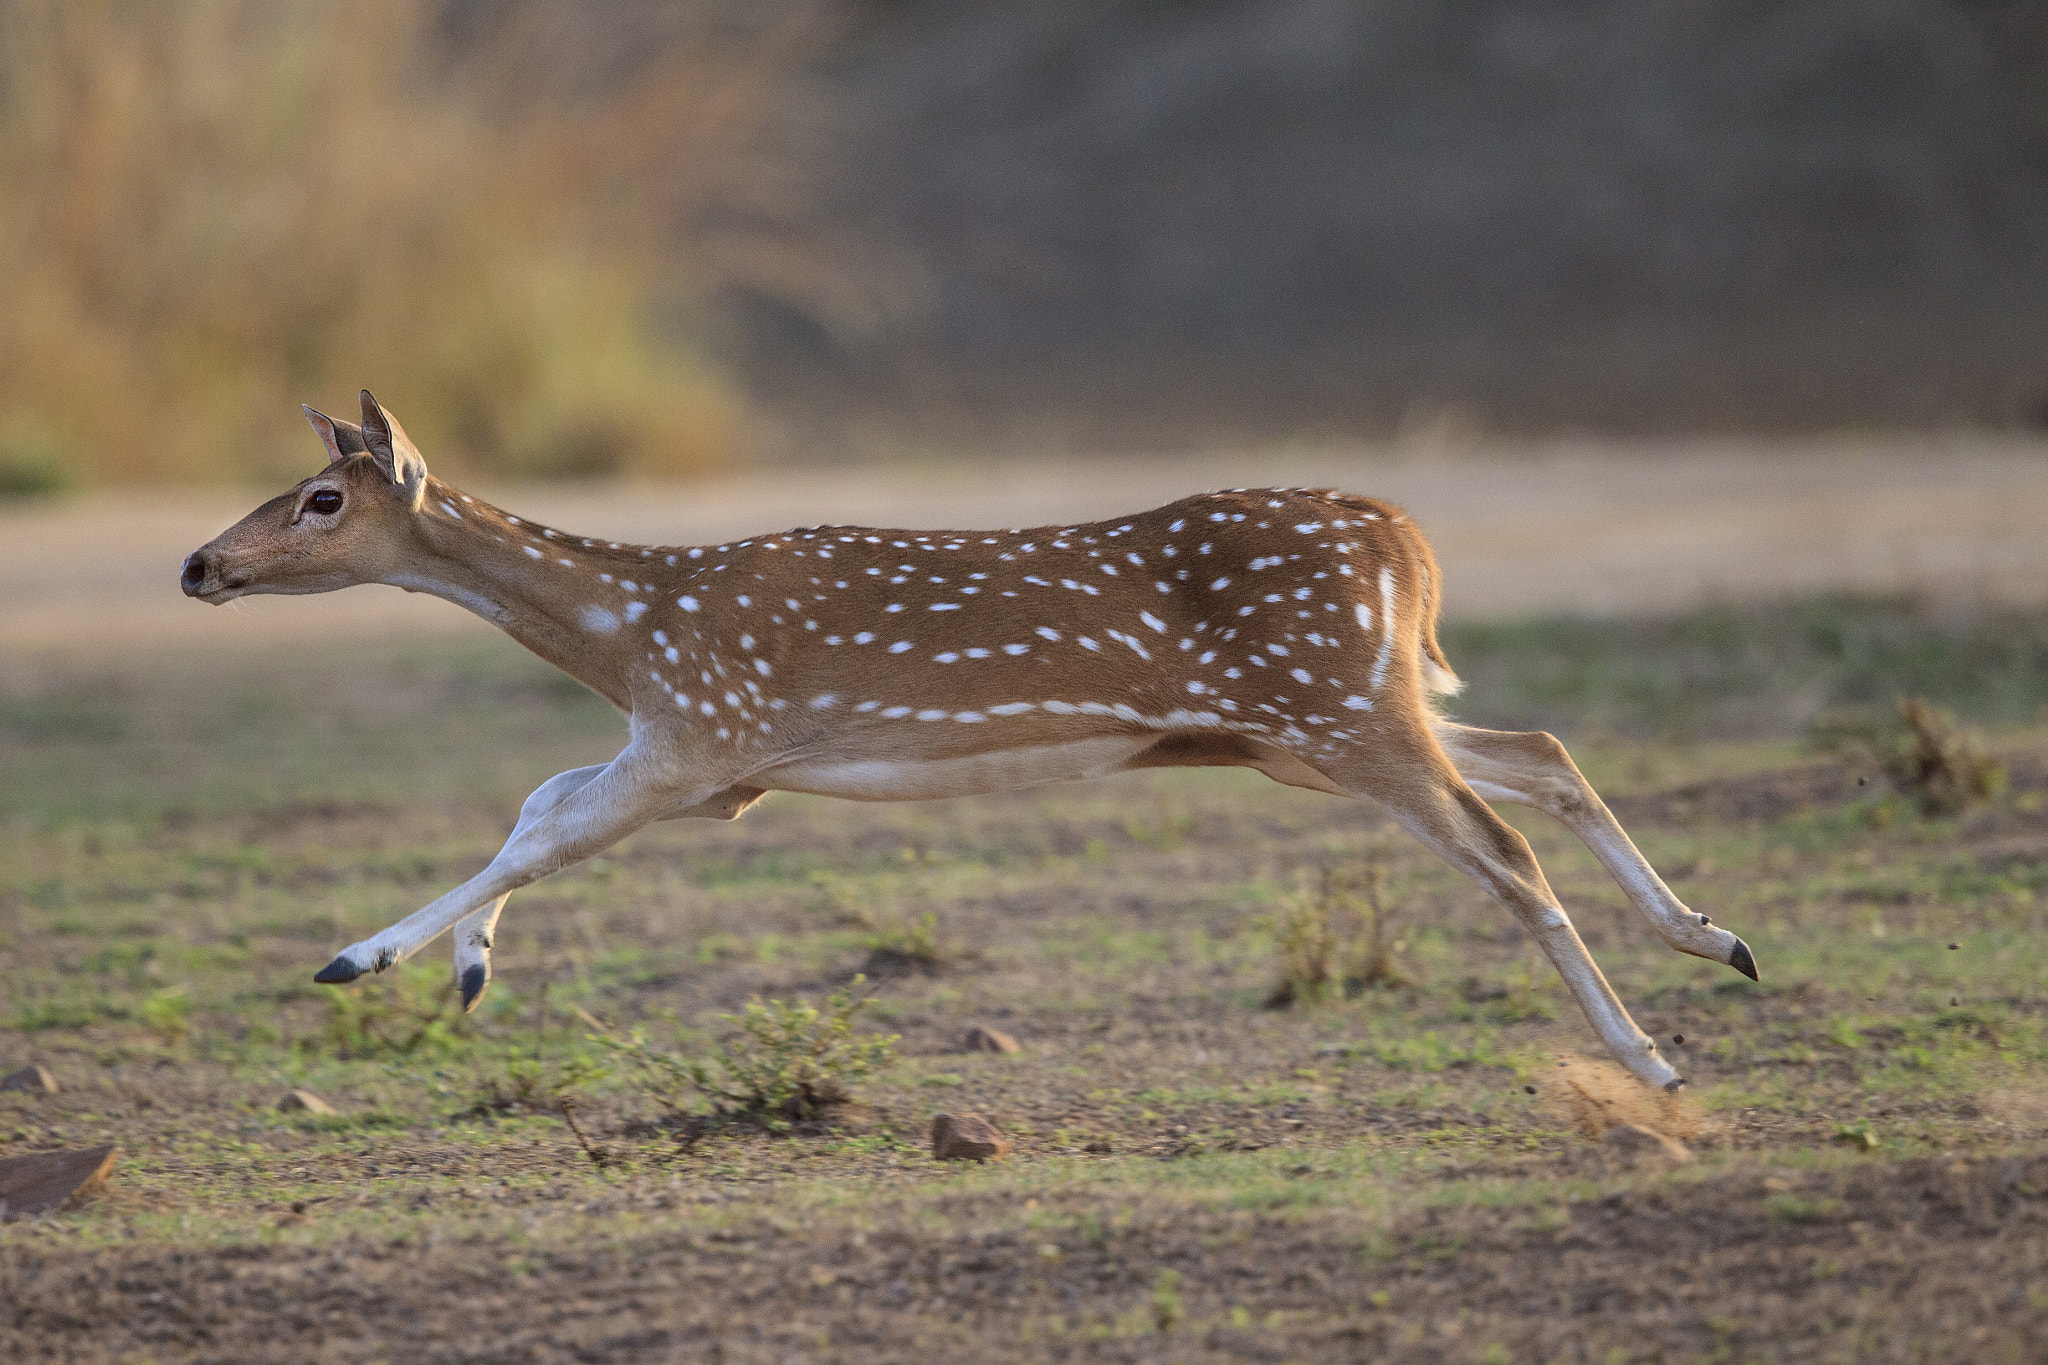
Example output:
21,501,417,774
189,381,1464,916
862,909,948,977
1813,695,2008,817
1765,1193,1846,1224
592,978,898,1133
320,966,466,1061
1265,853,1411,1007
140,987,192,1043
1148,1268,1184,1332
1883,697,2007,817
1123,790,1194,851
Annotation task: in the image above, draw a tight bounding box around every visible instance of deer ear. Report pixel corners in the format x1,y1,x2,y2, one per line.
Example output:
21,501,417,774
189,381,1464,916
358,390,430,503
303,405,367,464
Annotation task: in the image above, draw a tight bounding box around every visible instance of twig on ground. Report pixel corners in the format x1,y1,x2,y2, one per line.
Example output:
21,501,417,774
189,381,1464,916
559,1095,610,1168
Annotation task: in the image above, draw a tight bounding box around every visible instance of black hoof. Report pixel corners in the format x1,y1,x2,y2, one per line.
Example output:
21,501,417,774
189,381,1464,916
1728,937,1760,982
314,955,362,984
459,963,489,1013
1663,1076,1687,1091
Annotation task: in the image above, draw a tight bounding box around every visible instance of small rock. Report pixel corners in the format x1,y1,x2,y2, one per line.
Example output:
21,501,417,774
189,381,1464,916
0,1066,58,1095
930,1112,1009,1162
963,1026,1020,1054
278,1090,337,1116
1602,1122,1693,1165
0,1145,118,1220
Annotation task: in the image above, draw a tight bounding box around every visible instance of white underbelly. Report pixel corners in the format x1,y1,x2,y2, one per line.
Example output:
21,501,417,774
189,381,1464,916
760,737,1156,802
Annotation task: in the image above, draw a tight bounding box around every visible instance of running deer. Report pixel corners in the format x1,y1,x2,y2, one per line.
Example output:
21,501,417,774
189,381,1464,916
181,393,1756,1091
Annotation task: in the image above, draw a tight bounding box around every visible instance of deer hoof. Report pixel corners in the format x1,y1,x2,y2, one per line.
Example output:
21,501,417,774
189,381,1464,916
459,963,489,1013
1728,937,1760,982
314,954,363,985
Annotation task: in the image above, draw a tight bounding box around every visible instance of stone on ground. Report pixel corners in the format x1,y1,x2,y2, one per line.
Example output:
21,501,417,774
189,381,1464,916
278,1089,337,1115
931,1112,1010,1162
0,1145,119,1220
962,1026,1021,1054
0,1065,58,1095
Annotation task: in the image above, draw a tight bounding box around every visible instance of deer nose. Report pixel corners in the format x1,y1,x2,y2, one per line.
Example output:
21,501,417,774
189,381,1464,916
180,552,209,596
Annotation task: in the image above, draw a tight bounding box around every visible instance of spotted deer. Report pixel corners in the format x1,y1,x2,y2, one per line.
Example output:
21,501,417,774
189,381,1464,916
181,393,1756,1091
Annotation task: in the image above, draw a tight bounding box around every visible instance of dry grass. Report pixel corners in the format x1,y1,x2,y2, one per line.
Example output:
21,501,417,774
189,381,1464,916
0,0,818,487
1264,853,1410,1007
1885,696,2009,818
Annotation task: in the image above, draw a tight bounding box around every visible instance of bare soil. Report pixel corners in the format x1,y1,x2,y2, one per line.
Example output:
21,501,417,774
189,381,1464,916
6,1152,2044,1364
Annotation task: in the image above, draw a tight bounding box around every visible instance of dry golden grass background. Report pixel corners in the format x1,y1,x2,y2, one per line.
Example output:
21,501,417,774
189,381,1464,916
0,0,829,489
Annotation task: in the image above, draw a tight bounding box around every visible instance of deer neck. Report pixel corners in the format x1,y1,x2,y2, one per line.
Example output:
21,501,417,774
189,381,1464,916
384,482,649,710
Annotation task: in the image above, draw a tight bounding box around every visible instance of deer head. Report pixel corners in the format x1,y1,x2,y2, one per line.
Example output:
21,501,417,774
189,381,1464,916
180,391,432,602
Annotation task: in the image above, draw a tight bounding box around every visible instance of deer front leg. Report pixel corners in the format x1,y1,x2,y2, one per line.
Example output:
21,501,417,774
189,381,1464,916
447,773,769,1012
447,765,609,1012
315,749,688,987
452,895,510,1013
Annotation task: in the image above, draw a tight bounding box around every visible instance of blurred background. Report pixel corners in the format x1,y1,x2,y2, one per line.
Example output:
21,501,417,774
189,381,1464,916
2,0,2047,725
4,0,2047,491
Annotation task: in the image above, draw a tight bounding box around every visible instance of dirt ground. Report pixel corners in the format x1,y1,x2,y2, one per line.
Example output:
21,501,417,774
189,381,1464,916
4,726,2047,1361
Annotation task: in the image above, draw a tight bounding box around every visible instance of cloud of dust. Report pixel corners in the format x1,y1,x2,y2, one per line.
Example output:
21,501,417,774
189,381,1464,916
1536,1054,1703,1141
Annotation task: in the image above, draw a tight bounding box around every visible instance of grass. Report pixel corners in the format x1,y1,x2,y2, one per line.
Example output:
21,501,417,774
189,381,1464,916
1,594,2046,1360
589,979,899,1133
1441,593,2048,739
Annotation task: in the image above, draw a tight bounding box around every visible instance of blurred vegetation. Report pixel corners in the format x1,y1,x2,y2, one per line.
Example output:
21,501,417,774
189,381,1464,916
1444,596,2048,743
1880,698,2009,818
589,980,898,1134
0,0,801,487
1264,853,1410,1008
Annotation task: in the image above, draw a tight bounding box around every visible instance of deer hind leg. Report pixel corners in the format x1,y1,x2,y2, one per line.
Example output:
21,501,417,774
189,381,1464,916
446,775,770,1012
1433,721,1758,982
1317,737,1682,1090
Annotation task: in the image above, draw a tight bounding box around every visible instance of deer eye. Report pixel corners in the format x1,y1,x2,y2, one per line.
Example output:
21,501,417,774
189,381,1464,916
306,489,343,516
